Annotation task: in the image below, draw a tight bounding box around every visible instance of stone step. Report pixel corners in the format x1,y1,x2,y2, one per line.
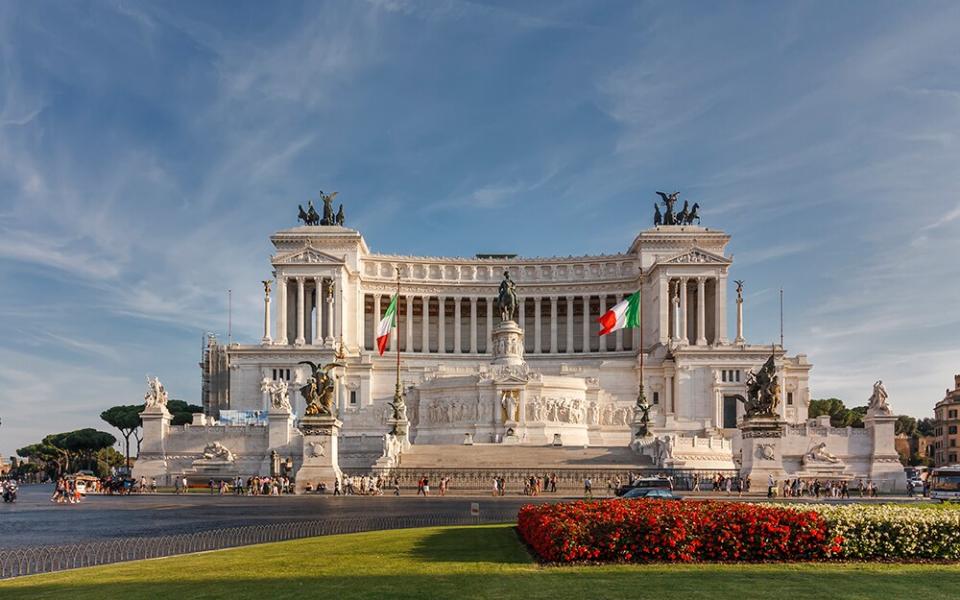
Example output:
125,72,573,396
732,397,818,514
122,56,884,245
396,444,648,469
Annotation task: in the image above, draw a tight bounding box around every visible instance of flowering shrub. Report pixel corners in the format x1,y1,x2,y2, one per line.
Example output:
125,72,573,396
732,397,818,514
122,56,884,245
812,504,960,560
517,500,831,563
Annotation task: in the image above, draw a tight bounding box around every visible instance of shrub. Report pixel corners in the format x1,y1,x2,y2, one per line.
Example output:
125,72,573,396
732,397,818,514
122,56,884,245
517,500,831,563
813,504,960,560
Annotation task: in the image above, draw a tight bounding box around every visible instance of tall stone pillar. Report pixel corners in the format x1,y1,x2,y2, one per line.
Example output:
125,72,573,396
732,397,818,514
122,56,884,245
453,297,462,354
715,275,728,344
485,298,493,352
735,287,745,344
295,277,306,346
518,298,525,336
313,277,323,345
865,407,907,492
533,296,542,354
277,276,288,345
582,296,590,352
598,295,607,352
373,294,381,351
696,277,707,345
738,416,788,488
469,296,478,353
566,296,574,353
672,281,682,342
421,296,430,353
549,296,558,353
325,278,335,345
406,295,414,352
438,296,446,354
261,280,272,345
679,278,689,344
659,277,670,345
615,293,624,351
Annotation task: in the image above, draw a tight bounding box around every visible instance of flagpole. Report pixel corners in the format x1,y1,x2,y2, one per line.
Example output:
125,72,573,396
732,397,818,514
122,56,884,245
394,267,401,402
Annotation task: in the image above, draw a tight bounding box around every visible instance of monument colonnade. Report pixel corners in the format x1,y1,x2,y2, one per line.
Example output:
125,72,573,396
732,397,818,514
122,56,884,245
260,273,730,353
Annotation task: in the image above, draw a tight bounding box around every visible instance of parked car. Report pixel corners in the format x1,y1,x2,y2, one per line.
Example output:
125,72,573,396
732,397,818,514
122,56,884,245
621,487,681,500
615,477,672,497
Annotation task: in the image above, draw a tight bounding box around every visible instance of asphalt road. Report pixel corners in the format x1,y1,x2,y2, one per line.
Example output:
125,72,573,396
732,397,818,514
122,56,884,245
0,484,931,550
0,484,543,549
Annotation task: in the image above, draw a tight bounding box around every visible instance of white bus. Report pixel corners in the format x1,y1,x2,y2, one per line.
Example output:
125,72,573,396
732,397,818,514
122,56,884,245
930,466,960,502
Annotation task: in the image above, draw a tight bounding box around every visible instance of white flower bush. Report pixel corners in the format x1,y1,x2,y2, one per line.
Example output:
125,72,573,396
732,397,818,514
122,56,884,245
805,504,960,560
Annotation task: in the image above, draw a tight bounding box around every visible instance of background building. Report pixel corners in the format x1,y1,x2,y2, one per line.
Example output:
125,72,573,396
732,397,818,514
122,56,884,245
933,375,960,465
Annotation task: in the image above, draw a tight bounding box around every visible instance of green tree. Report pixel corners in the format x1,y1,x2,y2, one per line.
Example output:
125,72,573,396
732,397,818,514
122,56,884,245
100,404,144,469
16,442,63,478
896,415,918,437
917,418,937,437
808,398,867,428
168,399,204,426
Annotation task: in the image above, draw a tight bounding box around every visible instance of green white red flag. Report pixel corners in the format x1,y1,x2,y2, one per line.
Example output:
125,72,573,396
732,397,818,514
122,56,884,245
597,290,641,336
376,294,398,355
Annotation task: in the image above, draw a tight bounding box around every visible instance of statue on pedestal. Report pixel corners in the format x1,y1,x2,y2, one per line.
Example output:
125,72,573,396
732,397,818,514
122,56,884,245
297,361,339,416
738,354,780,418
633,391,652,437
867,380,891,414
496,271,518,322
144,376,168,408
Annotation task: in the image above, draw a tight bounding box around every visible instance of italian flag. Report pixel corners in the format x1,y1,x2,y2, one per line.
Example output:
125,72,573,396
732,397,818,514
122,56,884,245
597,290,640,336
376,294,399,355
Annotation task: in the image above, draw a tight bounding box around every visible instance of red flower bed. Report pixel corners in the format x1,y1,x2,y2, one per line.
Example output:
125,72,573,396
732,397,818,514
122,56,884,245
517,500,831,563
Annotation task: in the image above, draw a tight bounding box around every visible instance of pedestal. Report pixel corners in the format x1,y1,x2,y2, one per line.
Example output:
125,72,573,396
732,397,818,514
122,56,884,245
864,410,907,492
131,405,171,483
491,320,525,366
388,418,411,451
738,416,788,487
295,416,342,494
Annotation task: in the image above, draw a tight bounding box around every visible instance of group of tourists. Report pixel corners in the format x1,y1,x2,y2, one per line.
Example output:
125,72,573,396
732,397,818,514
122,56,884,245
50,477,83,504
522,474,559,496
334,475,396,496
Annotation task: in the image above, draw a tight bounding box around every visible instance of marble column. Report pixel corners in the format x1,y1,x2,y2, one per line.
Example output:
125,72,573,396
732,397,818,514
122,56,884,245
533,296,542,354
696,276,707,345
680,278,689,344
518,297,525,329
615,293,624,351
438,296,446,354
485,298,493,352
295,277,306,346
469,296,478,353
566,296,574,353
373,294,381,351
453,296,462,354
665,374,674,414
582,296,590,352
549,296,558,353
277,276,288,345
735,288,745,344
325,280,335,345
406,295,414,352
422,296,430,353
261,281,272,344
313,277,323,345
715,275,728,344
672,281,682,342
658,277,670,345
598,295,607,352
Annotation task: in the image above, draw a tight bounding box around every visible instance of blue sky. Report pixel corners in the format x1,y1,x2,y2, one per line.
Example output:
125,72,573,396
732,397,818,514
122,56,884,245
2,1,959,457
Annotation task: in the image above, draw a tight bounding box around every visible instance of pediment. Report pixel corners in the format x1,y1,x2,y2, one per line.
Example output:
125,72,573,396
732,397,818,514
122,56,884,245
660,247,730,266
273,247,343,265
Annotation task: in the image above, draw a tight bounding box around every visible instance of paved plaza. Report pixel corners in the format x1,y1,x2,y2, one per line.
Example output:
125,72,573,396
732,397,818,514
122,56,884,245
0,484,930,550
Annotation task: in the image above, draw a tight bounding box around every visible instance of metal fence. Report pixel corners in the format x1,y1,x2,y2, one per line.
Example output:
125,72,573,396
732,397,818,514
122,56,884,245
0,511,517,580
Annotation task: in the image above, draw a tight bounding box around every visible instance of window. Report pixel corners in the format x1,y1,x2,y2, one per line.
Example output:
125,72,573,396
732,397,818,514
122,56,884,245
950,426,958,435
735,370,741,382
950,453,958,463
721,371,727,382
952,439,958,448
652,392,659,405
349,390,357,405
787,392,794,406
951,410,958,419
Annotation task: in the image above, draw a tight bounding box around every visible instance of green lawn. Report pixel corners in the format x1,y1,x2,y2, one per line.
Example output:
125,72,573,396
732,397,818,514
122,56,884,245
2,524,959,600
